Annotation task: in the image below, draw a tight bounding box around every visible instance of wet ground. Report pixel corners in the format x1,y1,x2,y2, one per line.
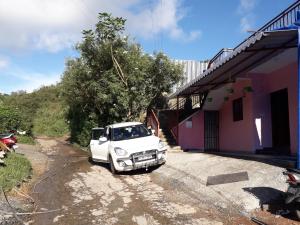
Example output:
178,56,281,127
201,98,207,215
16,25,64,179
8,138,300,225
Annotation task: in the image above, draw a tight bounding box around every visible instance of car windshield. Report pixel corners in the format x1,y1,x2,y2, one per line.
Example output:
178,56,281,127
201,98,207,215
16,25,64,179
112,124,151,141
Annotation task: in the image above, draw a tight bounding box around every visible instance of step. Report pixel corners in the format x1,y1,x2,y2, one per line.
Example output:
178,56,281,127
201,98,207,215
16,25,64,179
167,145,183,152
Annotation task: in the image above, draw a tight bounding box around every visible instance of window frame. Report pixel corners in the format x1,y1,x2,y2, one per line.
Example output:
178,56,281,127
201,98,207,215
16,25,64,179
232,97,243,122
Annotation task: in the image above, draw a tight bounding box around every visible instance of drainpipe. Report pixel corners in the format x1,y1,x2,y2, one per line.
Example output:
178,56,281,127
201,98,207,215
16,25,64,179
298,28,300,169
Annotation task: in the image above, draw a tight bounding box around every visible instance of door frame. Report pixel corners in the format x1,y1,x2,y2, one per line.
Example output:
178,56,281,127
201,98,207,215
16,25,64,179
204,110,219,151
270,88,291,154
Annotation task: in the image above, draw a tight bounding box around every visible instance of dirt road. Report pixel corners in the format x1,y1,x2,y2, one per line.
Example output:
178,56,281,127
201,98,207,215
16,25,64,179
21,138,297,225
24,138,246,225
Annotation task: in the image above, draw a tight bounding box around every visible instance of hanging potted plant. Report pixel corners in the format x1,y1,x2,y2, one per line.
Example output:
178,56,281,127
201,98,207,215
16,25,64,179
224,96,229,102
243,86,253,93
226,88,234,95
207,97,213,103
242,86,253,98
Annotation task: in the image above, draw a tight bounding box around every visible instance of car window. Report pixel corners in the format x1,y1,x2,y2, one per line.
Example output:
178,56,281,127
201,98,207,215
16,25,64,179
112,124,151,141
91,128,104,140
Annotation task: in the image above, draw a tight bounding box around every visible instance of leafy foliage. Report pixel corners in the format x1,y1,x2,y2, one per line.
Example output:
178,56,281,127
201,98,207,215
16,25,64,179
0,105,21,133
1,85,69,137
61,13,182,146
0,152,31,191
33,102,69,137
16,135,35,145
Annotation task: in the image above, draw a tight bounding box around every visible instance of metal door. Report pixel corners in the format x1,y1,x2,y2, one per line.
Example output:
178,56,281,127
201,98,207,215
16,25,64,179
204,111,219,151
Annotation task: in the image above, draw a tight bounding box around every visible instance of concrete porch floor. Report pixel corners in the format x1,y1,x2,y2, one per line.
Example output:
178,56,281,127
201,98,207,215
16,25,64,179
154,152,288,213
184,149,297,168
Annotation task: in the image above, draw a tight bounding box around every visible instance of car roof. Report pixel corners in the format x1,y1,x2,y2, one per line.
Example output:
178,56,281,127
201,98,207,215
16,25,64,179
92,127,104,130
109,122,142,128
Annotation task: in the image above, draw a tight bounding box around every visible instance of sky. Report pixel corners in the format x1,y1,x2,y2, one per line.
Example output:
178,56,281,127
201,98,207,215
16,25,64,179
0,0,296,94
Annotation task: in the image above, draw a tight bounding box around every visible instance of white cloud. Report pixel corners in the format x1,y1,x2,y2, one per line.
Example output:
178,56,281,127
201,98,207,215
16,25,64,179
0,0,200,53
240,15,256,33
0,58,8,69
238,0,256,13
125,0,201,42
1,67,61,93
237,0,257,33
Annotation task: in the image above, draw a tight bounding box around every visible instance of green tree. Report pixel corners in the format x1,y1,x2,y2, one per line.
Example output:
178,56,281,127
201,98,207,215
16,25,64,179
0,105,21,132
61,13,182,146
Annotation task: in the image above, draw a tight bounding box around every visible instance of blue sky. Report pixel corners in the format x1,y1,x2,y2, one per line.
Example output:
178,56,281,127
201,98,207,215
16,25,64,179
0,0,296,93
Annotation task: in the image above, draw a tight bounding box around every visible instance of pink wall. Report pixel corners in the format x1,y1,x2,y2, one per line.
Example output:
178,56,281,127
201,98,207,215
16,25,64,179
251,62,297,155
219,62,298,155
178,111,204,150
219,79,255,152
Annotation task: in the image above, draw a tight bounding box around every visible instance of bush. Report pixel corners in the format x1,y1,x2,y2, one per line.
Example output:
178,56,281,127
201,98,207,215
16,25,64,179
17,135,35,145
33,102,69,137
0,153,31,191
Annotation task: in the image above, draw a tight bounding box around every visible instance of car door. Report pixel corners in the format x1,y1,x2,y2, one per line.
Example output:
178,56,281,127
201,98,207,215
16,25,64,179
90,127,110,161
90,128,104,160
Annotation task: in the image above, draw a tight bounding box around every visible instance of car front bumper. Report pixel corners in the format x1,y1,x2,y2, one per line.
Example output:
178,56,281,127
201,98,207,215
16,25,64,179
113,150,167,171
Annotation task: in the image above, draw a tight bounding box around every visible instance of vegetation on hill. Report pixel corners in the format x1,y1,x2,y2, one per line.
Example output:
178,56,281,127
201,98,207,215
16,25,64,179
0,85,69,138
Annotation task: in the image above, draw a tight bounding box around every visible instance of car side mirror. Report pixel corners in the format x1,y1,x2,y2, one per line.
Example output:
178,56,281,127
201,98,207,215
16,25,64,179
148,129,155,135
99,137,107,142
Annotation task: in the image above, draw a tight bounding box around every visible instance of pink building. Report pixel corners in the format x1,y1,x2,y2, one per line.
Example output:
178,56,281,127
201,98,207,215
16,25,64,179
148,2,300,168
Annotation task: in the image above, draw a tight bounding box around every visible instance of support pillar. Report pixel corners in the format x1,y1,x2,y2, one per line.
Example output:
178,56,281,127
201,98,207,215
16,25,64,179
297,28,300,169
176,96,179,145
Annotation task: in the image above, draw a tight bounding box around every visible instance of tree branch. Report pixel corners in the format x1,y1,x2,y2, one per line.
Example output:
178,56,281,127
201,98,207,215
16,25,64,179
110,45,127,87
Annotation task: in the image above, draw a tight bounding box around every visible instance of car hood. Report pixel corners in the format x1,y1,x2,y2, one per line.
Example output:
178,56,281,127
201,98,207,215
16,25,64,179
111,135,160,153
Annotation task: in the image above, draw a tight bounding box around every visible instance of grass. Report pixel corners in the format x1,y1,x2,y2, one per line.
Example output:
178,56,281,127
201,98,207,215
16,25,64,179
17,135,35,145
33,102,69,137
0,153,32,191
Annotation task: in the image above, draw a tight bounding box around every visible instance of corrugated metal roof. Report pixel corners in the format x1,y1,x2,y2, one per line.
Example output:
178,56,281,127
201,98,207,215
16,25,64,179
172,60,209,93
169,29,297,98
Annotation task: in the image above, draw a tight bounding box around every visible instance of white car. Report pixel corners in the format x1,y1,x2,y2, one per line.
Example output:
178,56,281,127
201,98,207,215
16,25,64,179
89,122,167,173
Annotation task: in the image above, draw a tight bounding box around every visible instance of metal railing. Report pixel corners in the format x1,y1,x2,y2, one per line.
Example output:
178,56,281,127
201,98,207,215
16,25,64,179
235,1,300,51
169,94,206,110
147,109,160,137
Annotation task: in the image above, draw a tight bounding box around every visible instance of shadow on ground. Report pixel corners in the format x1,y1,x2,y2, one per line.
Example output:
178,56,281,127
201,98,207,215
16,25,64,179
243,186,300,221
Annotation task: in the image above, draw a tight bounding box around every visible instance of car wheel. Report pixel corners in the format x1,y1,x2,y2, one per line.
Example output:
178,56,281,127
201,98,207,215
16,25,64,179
109,156,117,175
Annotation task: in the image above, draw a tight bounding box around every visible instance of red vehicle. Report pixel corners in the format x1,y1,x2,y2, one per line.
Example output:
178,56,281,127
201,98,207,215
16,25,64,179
0,133,18,150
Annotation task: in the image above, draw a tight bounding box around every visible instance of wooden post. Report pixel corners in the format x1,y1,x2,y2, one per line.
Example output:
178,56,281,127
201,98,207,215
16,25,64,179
176,96,179,145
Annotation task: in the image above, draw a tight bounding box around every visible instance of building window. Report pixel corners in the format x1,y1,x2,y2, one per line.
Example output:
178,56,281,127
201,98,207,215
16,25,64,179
185,118,192,128
233,98,243,121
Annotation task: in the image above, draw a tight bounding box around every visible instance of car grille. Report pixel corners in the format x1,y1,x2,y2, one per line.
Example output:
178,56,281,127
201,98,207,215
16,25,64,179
132,150,157,162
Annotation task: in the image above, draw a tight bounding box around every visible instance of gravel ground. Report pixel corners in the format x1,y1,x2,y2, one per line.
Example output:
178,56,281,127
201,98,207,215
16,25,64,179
0,143,48,225
2,138,299,225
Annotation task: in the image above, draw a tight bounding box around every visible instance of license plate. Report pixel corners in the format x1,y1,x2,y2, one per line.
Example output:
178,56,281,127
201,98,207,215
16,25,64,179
138,155,153,161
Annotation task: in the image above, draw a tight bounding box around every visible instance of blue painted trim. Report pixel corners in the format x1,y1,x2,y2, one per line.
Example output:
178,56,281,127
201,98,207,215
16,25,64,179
298,28,300,169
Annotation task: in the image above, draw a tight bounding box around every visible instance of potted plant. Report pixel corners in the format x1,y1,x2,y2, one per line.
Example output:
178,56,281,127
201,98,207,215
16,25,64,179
226,88,234,95
243,86,253,93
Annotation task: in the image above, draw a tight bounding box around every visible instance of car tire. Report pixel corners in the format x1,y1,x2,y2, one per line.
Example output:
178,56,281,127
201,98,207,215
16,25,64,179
109,156,117,175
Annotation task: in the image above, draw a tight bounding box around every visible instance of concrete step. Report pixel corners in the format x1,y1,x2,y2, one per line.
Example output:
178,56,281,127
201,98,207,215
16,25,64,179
167,145,183,152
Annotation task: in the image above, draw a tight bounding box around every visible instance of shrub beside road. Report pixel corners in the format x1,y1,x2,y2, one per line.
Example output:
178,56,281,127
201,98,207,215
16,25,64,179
0,152,31,191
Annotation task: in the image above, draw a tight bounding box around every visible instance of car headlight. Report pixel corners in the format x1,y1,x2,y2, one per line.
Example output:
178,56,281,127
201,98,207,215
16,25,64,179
158,140,165,150
114,147,127,156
